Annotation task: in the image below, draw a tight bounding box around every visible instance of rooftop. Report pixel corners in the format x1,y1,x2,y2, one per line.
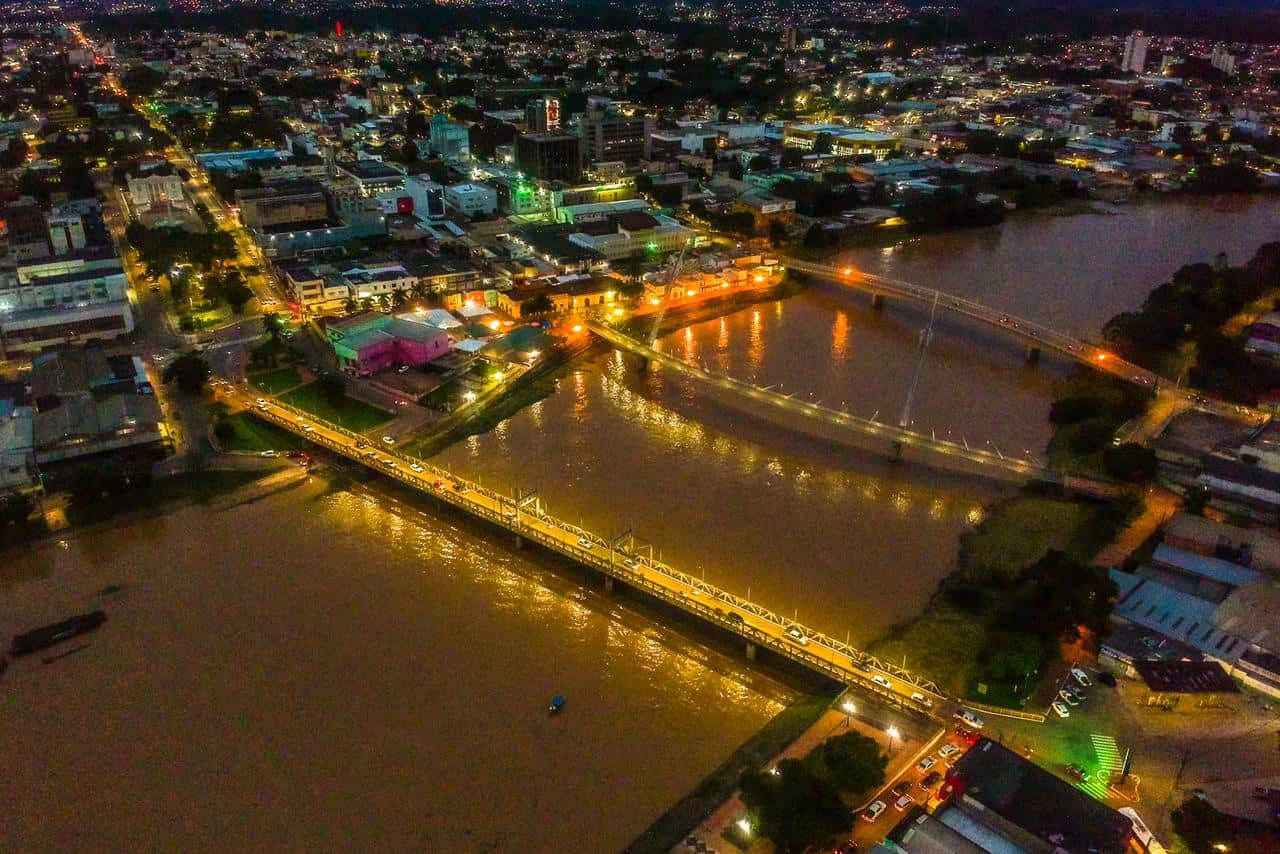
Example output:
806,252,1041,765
1133,659,1240,694
948,738,1133,854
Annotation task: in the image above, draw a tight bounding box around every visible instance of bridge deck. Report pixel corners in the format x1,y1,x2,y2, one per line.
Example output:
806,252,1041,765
228,387,947,707
589,321,1054,483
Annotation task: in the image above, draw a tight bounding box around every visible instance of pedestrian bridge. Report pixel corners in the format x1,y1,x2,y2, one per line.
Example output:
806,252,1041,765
589,321,1059,484
233,387,948,709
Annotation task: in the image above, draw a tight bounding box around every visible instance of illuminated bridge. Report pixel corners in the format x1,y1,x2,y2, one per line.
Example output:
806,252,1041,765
232,387,948,710
590,321,1062,485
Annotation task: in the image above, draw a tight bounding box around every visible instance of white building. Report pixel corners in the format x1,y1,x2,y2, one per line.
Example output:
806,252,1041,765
46,208,87,256
444,182,498,217
1122,31,1149,74
127,172,187,212
1211,46,1236,76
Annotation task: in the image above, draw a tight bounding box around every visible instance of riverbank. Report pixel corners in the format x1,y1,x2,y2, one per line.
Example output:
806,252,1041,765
867,488,1134,704
623,689,837,854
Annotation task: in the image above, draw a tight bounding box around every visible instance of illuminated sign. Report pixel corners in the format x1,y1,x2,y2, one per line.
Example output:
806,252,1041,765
546,99,560,130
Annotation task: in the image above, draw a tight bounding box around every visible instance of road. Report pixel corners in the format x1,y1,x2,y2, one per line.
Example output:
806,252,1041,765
219,382,952,710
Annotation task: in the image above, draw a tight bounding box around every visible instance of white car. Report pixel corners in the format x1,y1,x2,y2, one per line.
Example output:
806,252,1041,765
894,793,915,811
787,626,808,646
260,450,278,458
917,756,937,773
1052,701,1071,718
409,463,424,473
861,800,886,822
871,675,893,690
1071,668,1092,688
1059,689,1080,707
939,743,960,759
954,709,985,729
381,436,395,445
256,398,267,406
577,537,593,549
910,691,933,709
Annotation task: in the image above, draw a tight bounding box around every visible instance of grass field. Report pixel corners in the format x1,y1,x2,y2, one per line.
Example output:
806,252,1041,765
958,496,1107,584
279,382,394,432
219,412,304,453
249,366,304,395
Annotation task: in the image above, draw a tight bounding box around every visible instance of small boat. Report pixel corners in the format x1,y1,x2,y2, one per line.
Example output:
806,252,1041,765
548,695,565,714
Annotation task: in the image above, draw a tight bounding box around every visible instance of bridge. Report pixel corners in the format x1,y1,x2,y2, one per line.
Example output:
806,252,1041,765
590,320,1064,484
780,257,1273,424
226,385,949,710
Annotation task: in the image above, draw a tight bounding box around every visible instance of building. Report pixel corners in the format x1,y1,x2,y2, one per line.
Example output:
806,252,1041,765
325,311,452,375
236,181,332,232
567,211,694,261
428,114,471,164
334,159,407,197
525,98,561,133
496,275,620,318
1122,31,1149,74
945,738,1133,853
46,208,87,256
127,172,186,213
730,193,797,234
1211,46,1236,76
26,347,165,465
0,250,134,356
402,175,447,221
443,183,498,217
0,404,37,495
516,132,582,183
579,107,653,166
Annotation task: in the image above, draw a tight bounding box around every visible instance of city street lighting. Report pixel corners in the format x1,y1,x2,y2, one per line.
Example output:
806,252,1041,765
886,725,900,754
736,818,751,836
842,700,856,727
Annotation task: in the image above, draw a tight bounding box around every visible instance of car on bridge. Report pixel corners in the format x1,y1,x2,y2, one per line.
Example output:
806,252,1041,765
786,626,809,645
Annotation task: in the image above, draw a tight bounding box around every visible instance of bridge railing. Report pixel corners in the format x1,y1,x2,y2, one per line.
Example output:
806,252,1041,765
243,394,946,700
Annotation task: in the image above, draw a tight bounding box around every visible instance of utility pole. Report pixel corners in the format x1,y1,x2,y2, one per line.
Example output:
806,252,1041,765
899,292,939,429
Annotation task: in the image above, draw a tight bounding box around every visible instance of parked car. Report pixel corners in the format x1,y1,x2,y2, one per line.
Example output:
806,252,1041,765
891,780,913,797
1059,689,1080,707
917,756,937,773
938,743,960,759
861,801,886,822
1071,667,1092,687
919,771,942,790
1052,701,1070,718
954,709,985,729
1066,764,1092,783
894,793,915,811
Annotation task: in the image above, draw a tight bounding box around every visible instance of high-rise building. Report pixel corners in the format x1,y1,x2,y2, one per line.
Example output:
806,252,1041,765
578,107,654,166
1121,31,1149,74
516,132,581,183
428,114,471,164
1211,46,1237,76
525,98,561,133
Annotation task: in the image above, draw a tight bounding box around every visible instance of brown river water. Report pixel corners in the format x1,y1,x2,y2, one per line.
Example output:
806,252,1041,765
3,196,1277,851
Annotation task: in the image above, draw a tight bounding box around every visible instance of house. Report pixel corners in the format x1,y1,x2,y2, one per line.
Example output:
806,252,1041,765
497,275,620,319
325,312,452,376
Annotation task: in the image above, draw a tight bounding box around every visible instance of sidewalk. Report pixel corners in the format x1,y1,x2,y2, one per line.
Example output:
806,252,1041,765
676,707,938,854
1092,486,1179,568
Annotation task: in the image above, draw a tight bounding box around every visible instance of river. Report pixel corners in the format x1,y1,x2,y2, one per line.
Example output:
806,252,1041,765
0,480,786,852
436,196,1280,642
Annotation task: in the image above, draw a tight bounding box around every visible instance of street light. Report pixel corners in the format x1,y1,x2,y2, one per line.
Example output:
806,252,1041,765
886,725,900,755
736,818,751,836
842,700,856,727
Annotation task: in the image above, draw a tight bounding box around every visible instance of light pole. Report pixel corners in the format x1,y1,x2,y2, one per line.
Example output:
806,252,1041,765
842,700,856,728
886,725,900,756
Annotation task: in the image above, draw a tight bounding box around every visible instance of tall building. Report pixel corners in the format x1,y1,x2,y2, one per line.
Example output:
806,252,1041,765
525,98,561,133
1122,31,1149,74
516,132,582,183
428,114,471,164
1211,46,1237,76
579,107,654,166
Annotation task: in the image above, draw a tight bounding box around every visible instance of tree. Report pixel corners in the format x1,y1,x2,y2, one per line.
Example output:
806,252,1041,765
767,220,789,247
213,418,236,445
739,759,852,853
262,312,283,340
163,351,211,396
803,223,827,249
980,631,1044,690
1103,443,1159,482
804,731,887,796
812,132,834,155
522,293,554,315
748,153,774,172
225,277,254,313
779,147,803,168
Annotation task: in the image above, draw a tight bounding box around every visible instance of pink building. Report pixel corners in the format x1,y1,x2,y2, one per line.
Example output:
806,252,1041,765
327,312,452,376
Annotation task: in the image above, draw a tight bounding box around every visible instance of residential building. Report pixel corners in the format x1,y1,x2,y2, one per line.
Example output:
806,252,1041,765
1122,31,1149,74
46,207,87,255
730,193,797,234
497,275,620,318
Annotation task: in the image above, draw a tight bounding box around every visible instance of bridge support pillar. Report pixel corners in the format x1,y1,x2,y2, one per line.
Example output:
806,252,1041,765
1025,345,1041,364
891,440,903,462
603,575,615,593
638,355,651,373
870,294,885,310
514,533,524,549
745,641,757,662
